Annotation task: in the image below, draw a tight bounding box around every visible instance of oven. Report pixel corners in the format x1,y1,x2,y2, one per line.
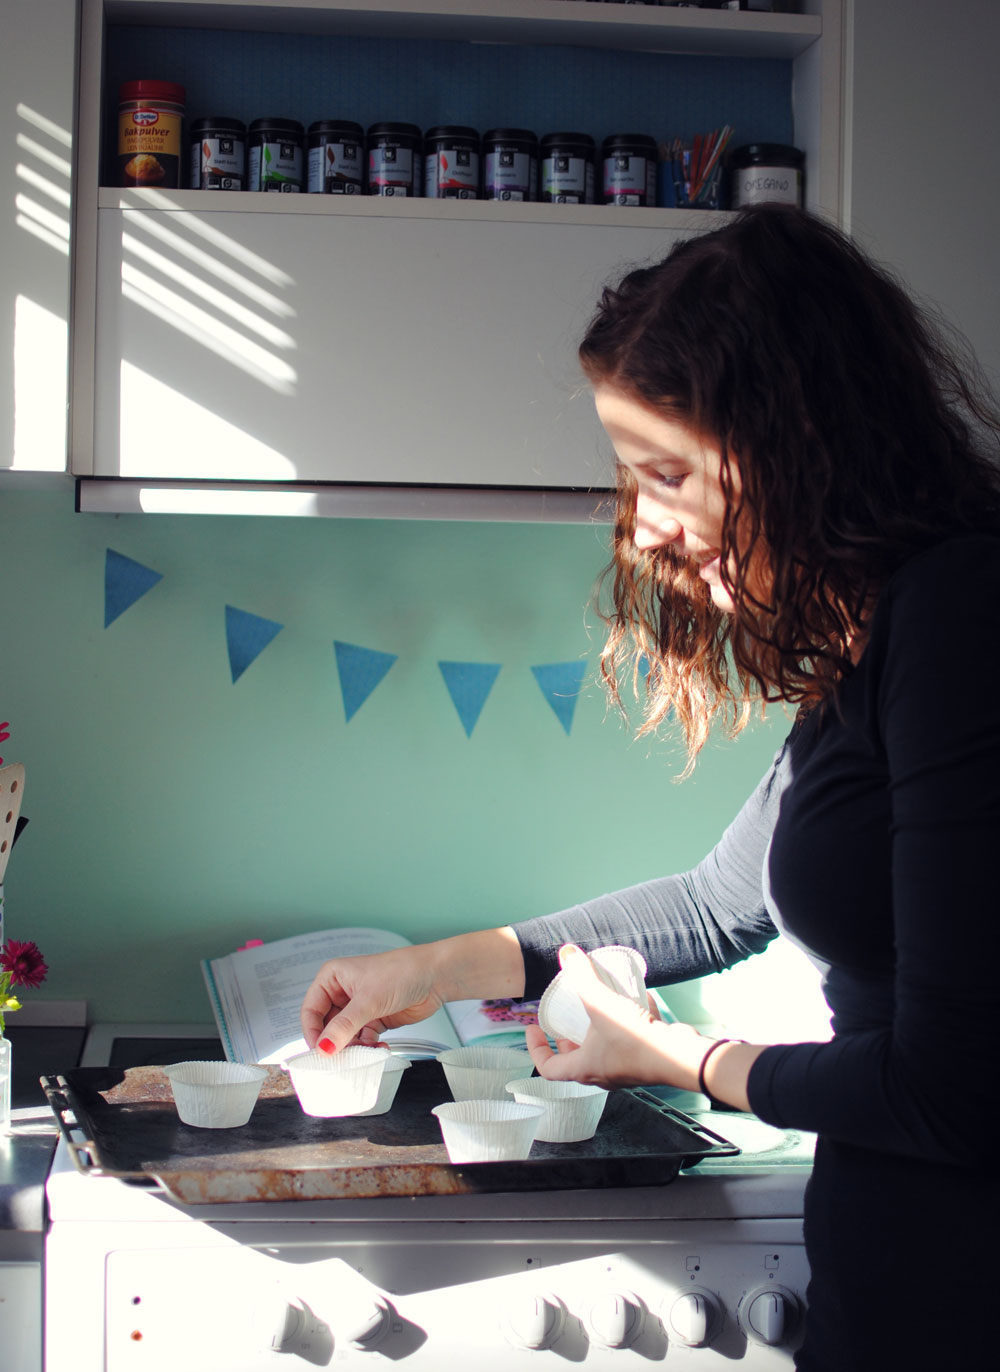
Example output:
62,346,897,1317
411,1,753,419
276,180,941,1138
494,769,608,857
45,1023,814,1370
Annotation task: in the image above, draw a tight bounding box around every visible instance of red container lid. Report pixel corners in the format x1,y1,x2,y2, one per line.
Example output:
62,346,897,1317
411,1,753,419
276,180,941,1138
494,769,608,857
118,80,186,105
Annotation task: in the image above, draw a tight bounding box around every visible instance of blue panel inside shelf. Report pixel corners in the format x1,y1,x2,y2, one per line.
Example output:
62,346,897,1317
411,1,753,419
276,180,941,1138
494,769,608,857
103,25,792,178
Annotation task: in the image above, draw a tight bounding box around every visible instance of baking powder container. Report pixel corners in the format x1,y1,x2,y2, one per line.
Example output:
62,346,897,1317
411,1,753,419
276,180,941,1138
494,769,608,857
162,1060,267,1129
307,120,365,194
284,1045,388,1117
505,1078,609,1143
602,133,658,206
189,117,246,191
436,1045,535,1101
729,142,804,208
424,125,480,199
538,945,648,1043
540,132,595,204
247,118,305,192
367,122,422,197
483,128,538,202
117,79,185,188
431,1099,545,1163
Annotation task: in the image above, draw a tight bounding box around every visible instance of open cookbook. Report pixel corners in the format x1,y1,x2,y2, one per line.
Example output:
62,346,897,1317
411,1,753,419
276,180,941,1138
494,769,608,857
201,925,541,1064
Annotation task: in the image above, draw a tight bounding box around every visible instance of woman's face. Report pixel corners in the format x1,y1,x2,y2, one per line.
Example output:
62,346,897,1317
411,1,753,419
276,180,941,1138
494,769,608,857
594,382,740,613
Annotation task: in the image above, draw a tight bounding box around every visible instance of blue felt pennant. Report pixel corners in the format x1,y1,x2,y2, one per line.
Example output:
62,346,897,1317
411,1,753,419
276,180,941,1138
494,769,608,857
104,549,163,628
438,661,502,738
333,641,398,721
225,605,283,683
530,660,588,735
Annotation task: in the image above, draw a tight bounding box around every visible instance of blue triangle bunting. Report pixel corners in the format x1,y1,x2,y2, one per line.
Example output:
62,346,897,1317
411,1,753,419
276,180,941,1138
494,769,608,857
225,605,283,683
104,549,163,627
438,661,502,737
531,660,588,735
334,641,398,721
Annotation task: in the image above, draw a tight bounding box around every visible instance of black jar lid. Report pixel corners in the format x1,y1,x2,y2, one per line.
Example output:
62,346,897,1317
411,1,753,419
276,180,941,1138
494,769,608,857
425,125,479,143
484,128,538,145
729,142,804,166
541,132,595,149
308,120,364,137
602,133,657,151
190,117,246,134
368,122,422,139
249,118,304,136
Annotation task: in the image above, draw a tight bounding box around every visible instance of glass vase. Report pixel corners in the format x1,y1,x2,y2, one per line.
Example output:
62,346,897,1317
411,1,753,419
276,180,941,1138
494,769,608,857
0,1035,11,1133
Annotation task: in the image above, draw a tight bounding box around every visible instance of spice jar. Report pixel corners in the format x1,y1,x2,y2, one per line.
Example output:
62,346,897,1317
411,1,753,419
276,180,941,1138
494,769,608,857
483,129,538,202
117,80,185,188
189,117,246,191
424,126,480,200
307,121,365,194
367,123,422,197
540,133,595,204
601,134,658,206
729,143,804,208
247,118,305,193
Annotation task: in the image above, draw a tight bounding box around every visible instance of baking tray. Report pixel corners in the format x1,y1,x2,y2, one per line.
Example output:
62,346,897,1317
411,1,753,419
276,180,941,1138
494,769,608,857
41,1058,739,1205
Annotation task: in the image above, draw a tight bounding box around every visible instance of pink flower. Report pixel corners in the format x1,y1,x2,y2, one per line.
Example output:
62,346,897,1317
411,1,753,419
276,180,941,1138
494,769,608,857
0,939,48,989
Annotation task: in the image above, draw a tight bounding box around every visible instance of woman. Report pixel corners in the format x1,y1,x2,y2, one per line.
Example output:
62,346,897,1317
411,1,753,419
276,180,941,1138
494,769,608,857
301,206,1000,1369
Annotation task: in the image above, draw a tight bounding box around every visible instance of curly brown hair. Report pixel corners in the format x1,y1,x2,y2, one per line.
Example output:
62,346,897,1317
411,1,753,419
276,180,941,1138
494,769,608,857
580,205,1000,773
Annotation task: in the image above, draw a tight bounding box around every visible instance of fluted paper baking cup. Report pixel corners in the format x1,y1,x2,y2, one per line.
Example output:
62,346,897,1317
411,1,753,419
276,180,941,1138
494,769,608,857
537,945,648,1043
284,1045,388,1117
436,1045,535,1101
505,1077,609,1142
431,1098,545,1163
163,1060,268,1129
355,1054,412,1116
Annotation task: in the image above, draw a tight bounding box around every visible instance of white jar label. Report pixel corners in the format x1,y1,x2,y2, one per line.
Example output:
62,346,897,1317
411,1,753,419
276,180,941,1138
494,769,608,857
734,166,801,207
369,145,416,194
308,139,363,193
485,149,533,200
191,134,245,191
248,141,303,192
425,147,479,198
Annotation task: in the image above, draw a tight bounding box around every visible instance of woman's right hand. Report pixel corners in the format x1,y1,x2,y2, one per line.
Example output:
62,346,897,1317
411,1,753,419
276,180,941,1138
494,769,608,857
300,943,446,1052
299,926,527,1053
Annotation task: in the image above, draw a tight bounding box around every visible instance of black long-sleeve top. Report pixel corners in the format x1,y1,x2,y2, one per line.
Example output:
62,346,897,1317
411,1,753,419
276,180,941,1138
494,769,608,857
514,536,1000,1168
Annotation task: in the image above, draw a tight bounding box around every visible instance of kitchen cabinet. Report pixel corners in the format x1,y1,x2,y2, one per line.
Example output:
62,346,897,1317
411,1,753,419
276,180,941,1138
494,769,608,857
0,0,76,474
71,1,843,505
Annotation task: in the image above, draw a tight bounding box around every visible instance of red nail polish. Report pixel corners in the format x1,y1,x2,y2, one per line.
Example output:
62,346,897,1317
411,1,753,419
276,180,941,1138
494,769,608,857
318,1037,334,1054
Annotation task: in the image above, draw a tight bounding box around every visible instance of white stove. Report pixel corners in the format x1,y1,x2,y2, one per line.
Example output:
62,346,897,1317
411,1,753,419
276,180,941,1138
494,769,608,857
45,1024,814,1370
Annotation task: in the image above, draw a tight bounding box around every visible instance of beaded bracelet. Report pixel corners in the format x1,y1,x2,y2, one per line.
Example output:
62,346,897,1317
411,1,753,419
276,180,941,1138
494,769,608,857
697,1037,747,1107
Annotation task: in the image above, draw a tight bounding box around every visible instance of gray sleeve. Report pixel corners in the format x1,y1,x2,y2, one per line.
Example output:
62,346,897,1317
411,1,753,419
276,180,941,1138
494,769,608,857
515,741,791,999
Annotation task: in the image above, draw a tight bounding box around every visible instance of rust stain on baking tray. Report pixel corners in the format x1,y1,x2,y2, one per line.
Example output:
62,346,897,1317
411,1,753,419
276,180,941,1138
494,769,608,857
46,1058,736,1205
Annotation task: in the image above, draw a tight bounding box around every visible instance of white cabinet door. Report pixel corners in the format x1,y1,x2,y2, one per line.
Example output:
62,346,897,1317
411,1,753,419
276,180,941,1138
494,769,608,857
0,1262,42,1371
91,200,700,487
0,0,75,471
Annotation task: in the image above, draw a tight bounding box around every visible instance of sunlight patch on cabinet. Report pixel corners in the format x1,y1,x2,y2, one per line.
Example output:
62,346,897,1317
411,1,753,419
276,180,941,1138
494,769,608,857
118,363,296,479
13,295,67,471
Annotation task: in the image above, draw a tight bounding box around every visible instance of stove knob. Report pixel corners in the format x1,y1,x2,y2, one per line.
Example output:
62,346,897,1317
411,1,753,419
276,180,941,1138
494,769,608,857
587,1291,645,1349
738,1286,800,1346
665,1288,720,1347
340,1297,392,1348
502,1293,565,1350
266,1299,335,1358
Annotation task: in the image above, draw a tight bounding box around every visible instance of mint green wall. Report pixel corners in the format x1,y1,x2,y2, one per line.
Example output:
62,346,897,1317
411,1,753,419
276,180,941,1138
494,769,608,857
0,483,788,1025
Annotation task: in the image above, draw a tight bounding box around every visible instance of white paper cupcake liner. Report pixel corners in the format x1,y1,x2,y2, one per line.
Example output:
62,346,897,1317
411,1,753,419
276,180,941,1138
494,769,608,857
436,1045,535,1101
355,1055,412,1116
537,945,648,1043
505,1077,609,1142
431,1099,545,1163
163,1060,268,1129
284,1045,388,1117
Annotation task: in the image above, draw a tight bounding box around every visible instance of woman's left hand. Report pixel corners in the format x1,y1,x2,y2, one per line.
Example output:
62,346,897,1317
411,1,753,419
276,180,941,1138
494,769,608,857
523,944,709,1091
